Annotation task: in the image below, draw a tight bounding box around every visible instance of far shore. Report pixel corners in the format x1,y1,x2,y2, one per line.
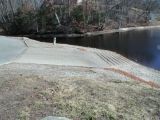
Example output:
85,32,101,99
1,25,160,40
86,25,160,36
21,25,160,40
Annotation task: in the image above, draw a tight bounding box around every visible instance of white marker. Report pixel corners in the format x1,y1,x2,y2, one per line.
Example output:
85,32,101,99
53,37,56,45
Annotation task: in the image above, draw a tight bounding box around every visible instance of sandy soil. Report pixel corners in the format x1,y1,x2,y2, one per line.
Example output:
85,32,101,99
0,63,159,120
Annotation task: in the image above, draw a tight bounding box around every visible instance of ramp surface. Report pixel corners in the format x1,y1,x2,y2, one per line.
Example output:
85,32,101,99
0,36,26,64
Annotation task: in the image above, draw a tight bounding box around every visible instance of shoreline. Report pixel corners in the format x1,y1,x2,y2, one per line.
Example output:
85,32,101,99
23,25,160,39
1,25,160,39
86,25,160,36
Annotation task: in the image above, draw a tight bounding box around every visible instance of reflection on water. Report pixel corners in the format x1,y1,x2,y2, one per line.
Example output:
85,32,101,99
57,28,160,70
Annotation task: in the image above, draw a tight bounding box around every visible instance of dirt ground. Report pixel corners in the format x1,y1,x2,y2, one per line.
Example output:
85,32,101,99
0,63,160,120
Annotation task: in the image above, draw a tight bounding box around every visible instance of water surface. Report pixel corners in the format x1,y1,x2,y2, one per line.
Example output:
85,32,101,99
57,28,160,70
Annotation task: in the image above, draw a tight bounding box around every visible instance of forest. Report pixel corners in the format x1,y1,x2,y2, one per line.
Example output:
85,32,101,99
0,0,160,35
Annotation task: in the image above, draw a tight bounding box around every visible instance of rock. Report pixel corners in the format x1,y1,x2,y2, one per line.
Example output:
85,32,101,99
41,116,70,120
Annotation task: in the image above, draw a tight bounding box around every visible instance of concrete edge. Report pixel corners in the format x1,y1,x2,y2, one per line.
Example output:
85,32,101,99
22,37,29,47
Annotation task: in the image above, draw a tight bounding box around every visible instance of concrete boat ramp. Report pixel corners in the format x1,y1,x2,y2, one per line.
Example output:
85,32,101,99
0,36,26,64
0,36,160,87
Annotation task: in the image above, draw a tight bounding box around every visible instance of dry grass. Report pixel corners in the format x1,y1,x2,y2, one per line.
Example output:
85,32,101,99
0,64,160,120
1,76,159,120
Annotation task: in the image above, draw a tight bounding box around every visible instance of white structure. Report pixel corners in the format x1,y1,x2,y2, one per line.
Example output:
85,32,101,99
53,37,57,45
77,0,82,5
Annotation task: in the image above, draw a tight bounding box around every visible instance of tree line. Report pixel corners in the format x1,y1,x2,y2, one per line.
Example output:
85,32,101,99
0,0,159,35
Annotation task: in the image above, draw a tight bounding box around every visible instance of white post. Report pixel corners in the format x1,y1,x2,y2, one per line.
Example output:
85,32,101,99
53,37,56,45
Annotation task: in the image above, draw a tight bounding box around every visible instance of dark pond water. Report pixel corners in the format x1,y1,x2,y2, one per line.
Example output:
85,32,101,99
56,28,160,70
